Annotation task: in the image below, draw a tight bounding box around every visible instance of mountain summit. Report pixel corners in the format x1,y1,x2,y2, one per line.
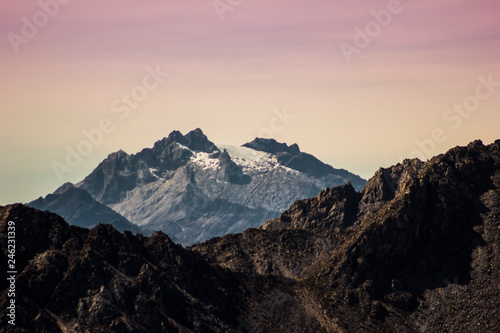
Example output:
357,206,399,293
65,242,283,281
5,139,500,332
30,129,365,244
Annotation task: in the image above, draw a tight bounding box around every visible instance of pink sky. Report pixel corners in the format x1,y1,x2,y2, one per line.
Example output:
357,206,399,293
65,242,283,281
1,0,499,204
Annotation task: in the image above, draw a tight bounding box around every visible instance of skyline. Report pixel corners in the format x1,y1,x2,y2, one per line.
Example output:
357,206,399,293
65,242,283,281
1,0,499,205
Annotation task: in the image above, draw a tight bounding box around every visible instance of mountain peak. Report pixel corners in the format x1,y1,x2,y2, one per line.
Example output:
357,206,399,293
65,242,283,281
107,149,128,160
157,128,219,154
43,129,366,243
243,138,300,155
188,127,204,136
183,128,218,153
8,139,500,332
53,182,75,195
217,148,250,184
167,130,183,142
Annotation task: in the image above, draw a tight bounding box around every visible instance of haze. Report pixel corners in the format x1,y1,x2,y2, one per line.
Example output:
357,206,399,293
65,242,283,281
1,0,499,204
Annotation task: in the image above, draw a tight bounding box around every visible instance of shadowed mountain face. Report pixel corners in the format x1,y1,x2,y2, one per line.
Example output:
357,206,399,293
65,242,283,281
194,139,500,331
29,184,143,234
3,139,499,332
0,205,243,332
31,129,366,244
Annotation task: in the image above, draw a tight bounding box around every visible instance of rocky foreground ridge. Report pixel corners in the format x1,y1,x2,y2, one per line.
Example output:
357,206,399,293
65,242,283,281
1,139,500,332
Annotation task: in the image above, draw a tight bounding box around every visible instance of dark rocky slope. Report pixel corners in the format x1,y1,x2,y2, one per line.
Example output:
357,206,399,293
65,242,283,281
0,205,243,332
1,139,499,332
29,183,143,234
193,140,500,332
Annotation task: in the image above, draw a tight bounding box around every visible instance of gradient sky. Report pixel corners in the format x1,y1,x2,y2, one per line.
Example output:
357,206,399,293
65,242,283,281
1,0,499,205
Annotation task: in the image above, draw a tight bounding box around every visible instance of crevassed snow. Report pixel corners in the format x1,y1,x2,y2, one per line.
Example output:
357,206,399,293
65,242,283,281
215,143,278,173
191,152,220,170
216,143,269,160
189,142,278,173
176,142,301,177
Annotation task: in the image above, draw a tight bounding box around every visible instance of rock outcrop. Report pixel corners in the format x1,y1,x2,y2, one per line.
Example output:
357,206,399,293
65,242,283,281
29,184,143,234
0,205,242,332
193,139,500,332
2,139,499,332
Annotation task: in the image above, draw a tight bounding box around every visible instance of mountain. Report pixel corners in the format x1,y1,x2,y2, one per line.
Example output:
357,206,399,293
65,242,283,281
33,128,365,244
243,137,356,179
0,205,242,332
29,183,143,234
3,139,499,332
192,139,500,331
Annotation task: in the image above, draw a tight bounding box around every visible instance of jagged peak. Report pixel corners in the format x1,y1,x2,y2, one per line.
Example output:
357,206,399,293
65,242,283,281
468,139,484,148
242,138,300,155
186,127,204,136
219,148,231,161
53,182,75,195
107,149,128,159
155,128,219,154
167,130,183,142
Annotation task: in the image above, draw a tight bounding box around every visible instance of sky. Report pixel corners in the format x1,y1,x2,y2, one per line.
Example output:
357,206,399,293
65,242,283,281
1,0,499,205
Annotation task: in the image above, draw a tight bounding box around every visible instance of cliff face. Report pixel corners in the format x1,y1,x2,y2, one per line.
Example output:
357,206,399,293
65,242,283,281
193,140,500,332
28,183,142,234
261,158,425,231
2,140,500,332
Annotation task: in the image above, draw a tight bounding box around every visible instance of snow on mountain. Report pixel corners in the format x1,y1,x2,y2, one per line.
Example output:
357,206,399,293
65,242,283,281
215,143,277,172
37,129,366,244
190,151,221,171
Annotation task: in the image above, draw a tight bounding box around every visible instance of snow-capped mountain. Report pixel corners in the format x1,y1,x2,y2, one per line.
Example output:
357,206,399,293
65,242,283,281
31,129,366,244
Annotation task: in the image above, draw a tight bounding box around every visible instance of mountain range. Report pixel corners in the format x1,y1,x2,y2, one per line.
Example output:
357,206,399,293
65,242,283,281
29,129,366,244
1,139,499,332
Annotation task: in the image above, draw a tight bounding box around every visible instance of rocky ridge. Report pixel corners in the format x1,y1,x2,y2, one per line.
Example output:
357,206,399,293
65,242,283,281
29,183,143,234
3,139,499,332
192,139,500,332
0,205,242,332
